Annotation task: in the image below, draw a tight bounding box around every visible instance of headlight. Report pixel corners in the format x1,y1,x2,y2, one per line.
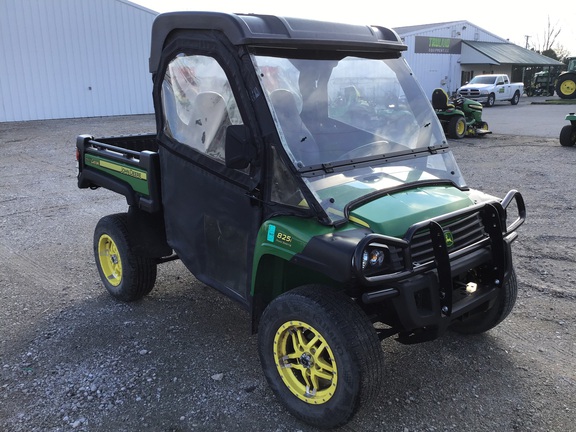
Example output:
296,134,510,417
353,234,410,282
364,249,385,268
361,246,389,273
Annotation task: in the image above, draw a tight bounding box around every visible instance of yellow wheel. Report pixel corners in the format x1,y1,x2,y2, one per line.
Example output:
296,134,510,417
556,75,576,99
93,213,157,301
258,285,383,429
273,320,338,404
559,80,576,97
97,234,123,287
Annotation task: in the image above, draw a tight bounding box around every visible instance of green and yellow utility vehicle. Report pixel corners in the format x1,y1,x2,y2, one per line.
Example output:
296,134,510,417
76,12,526,429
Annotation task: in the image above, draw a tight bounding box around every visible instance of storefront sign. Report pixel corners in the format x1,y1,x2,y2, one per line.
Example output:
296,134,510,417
415,36,462,54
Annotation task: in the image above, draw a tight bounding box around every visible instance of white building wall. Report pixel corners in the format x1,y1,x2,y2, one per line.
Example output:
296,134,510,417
0,0,157,122
399,22,508,97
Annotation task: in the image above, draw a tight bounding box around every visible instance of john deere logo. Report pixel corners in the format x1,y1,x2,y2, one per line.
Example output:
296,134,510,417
444,230,455,248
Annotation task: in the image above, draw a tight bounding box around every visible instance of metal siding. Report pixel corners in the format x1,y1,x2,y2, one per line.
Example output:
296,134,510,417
0,0,156,122
402,34,460,98
399,23,511,98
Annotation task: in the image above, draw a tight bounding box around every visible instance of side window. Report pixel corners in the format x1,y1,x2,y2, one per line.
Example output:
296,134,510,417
161,54,243,163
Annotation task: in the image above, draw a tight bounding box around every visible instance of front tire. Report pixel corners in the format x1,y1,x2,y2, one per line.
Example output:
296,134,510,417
559,124,576,147
486,93,496,107
93,213,157,301
451,270,518,335
448,115,466,139
475,121,490,136
258,285,383,429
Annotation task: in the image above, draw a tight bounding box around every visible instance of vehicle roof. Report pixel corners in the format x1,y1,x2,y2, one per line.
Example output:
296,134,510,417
149,11,406,73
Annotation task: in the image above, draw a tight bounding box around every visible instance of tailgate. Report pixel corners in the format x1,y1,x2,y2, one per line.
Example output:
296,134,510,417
76,134,162,213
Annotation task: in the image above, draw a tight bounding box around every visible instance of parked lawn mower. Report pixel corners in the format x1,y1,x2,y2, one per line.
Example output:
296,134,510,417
560,112,576,146
432,88,491,139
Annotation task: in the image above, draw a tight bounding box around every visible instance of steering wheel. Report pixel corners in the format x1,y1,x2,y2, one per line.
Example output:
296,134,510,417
452,95,464,107
339,140,404,160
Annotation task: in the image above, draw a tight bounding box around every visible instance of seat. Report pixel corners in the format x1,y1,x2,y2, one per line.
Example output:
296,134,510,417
270,89,319,166
432,88,454,111
186,91,231,160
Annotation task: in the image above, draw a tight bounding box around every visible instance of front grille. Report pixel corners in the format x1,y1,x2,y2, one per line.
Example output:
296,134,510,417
410,212,486,265
459,89,481,97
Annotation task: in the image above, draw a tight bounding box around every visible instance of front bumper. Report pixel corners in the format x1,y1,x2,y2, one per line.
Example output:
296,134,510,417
355,190,525,340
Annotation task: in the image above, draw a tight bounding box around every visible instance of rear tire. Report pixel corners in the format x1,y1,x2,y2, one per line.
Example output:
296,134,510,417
556,75,576,99
559,124,576,147
258,285,383,429
93,213,157,301
510,91,520,105
451,270,518,335
448,116,466,139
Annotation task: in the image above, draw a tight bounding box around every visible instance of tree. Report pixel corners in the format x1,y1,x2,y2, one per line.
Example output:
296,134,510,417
536,16,561,53
541,49,559,61
554,45,571,63
531,16,572,61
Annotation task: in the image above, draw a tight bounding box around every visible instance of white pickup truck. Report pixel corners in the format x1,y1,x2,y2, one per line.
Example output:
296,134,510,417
458,74,524,107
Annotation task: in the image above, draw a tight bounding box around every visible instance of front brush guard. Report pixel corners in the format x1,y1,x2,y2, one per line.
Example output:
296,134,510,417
354,190,526,317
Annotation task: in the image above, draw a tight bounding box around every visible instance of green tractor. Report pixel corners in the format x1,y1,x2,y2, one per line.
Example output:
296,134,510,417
556,57,576,99
526,70,555,96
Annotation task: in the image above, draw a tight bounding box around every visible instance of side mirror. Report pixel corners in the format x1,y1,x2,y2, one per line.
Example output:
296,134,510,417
225,124,256,170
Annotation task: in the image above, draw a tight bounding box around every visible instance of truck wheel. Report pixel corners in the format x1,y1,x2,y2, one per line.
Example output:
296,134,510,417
448,116,466,139
486,93,496,107
93,213,157,301
510,91,520,105
450,270,518,335
257,285,383,429
559,125,576,147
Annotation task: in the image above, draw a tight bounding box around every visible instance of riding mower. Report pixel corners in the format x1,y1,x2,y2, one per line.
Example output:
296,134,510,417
559,112,576,146
432,88,491,139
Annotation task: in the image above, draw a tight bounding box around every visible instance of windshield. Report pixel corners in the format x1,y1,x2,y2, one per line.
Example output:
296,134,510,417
468,76,497,85
252,53,466,223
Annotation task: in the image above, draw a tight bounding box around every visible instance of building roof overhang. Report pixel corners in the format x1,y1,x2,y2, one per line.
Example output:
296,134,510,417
460,41,564,66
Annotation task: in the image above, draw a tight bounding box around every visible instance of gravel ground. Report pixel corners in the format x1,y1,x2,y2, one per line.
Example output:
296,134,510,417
0,114,575,432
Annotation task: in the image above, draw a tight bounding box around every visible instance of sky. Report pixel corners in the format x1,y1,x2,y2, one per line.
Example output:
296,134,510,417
132,0,576,57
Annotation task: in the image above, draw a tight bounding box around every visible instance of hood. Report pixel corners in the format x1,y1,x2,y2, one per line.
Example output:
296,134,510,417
460,83,491,90
349,185,473,237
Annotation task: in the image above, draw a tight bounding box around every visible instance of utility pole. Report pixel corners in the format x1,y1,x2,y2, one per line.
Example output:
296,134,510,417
522,36,531,87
